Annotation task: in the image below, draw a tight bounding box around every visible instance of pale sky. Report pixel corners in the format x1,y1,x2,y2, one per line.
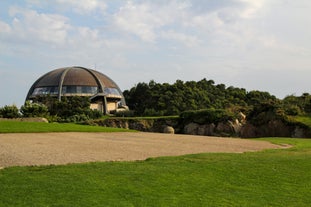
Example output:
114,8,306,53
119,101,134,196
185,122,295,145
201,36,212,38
0,0,310,107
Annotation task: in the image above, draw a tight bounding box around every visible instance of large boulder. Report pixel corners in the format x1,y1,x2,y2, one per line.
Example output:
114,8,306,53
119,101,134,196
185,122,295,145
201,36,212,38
240,120,291,137
184,123,199,135
163,126,175,134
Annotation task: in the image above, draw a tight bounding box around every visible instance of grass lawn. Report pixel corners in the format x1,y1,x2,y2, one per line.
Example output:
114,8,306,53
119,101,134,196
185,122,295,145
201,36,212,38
0,138,311,206
0,121,135,133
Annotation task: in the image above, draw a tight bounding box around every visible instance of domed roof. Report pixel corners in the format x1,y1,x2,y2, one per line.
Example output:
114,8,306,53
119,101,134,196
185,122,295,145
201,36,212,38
26,66,126,105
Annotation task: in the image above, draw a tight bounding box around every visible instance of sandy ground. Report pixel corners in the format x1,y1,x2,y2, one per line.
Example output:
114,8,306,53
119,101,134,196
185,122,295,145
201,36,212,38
0,132,284,168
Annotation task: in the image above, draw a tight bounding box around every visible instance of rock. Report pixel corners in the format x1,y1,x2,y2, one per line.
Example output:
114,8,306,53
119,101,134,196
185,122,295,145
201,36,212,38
205,124,216,136
241,120,292,138
238,112,246,124
216,122,234,134
240,123,258,138
184,123,199,135
292,127,305,138
229,119,242,134
197,124,215,136
163,126,175,134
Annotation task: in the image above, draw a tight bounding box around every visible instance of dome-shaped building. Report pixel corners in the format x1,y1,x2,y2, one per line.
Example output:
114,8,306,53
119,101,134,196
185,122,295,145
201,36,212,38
26,66,128,114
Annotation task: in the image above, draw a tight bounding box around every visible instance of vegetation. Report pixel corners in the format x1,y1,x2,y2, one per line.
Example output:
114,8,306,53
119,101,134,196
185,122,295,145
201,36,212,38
32,96,103,122
0,96,103,123
0,121,134,133
124,79,311,117
0,105,19,118
292,116,311,129
123,79,277,116
20,101,49,118
282,93,311,115
1,79,310,128
1,138,311,206
180,108,235,124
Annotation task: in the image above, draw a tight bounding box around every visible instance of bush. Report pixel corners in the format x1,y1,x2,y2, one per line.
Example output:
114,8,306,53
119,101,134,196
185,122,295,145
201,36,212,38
115,110,135,117
284,105,302,116
0,105,20,118
30,96,103,122
20,101,49,117
63,114,89,123
180,108,235,124
143,108,164,117
247,101,288,126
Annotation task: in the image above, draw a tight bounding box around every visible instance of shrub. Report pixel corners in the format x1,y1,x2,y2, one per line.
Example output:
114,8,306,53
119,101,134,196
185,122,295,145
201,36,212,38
180,108,235,124
87,109,103,119
247,101,288,126
284,105,302,116
115,110,135,117
143,108,164,116
0,105,20,118
20,101,49,117
30,96,102,122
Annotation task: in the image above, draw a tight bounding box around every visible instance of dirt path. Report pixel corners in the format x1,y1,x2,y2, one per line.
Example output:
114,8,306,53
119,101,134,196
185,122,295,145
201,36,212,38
0,132,284,168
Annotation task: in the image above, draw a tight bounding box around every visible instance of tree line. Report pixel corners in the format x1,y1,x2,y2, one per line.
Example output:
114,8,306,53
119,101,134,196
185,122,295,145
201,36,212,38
123,79,311,117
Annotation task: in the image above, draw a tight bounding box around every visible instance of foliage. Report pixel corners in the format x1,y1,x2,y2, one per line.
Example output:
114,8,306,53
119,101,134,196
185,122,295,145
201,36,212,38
20,101,49,117
0,105,19,118
284,105,302,116
115,110,135,117
1,138,311,206
292,116,311,129
247,100,287,126
124,79,276,116
180,108,235,124
0,121,135,133
31,96,102,122
283,93,311,115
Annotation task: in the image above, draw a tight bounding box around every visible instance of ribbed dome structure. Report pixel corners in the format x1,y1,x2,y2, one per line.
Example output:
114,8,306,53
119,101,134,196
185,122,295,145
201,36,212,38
26,66,127,114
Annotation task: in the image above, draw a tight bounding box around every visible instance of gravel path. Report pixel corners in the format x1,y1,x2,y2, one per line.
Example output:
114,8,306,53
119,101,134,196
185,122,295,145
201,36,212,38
0,132,284,168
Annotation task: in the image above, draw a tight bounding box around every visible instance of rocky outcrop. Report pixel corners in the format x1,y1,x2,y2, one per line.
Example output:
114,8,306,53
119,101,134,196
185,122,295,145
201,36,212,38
183,119,242,137
240,120,311,138
90,116,310,138
90,118,180,134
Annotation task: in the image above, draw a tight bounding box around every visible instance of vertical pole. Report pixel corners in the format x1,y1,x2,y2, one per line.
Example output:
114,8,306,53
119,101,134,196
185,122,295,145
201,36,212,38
103,96,108,115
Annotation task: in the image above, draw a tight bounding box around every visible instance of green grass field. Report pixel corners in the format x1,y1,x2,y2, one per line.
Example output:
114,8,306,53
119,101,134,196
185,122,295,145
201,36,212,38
0,121,134,133
1,138,311,207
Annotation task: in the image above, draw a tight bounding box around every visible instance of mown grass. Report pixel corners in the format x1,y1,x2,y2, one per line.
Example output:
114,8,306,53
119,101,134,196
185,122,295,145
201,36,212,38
0,138,311,206
0,121,135,133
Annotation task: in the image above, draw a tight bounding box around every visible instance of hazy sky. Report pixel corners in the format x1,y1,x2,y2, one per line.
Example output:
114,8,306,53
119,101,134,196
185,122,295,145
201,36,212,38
0,0,310,107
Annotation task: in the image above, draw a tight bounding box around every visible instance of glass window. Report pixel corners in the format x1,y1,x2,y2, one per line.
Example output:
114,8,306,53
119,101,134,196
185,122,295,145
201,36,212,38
61,86,98,94
32,87,59,95
32,86,98,96
77,86,82,94
104,88,120,96
66,86,77,93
